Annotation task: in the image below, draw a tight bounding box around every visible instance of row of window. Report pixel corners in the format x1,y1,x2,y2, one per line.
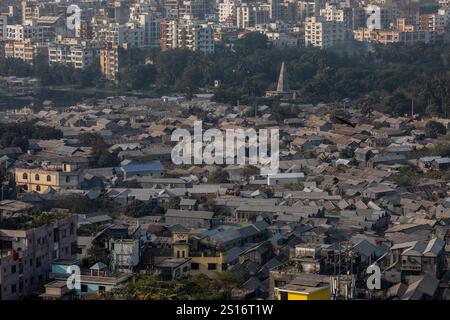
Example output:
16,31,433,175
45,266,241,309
21,173,72,183
4,275,44,296
190,263,227,271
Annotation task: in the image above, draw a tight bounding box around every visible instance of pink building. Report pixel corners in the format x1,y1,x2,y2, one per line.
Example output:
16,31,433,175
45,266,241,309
0,214,77,300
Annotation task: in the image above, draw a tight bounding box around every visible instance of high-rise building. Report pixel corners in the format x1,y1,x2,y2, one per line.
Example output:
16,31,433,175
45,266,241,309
180,0,207,20
236,3,270,29
304,16,346,48
297,1,317,21
5,23,45,42
21,0,40,25
4,39,41,64
219,0,237,24
100,43,119,81
160,16,214,52
131,11,162,46
95,22,145,48
48,42,94,70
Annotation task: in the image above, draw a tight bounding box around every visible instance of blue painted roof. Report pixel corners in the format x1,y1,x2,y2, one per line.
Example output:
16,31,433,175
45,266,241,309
121,161,164,173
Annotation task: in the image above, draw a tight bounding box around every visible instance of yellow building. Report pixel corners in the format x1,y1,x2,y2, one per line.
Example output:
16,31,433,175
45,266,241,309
15,163,81,193
276,284,331,300
4,39,36,64
171,227,227,278
189,253,226,278
99,44,119,81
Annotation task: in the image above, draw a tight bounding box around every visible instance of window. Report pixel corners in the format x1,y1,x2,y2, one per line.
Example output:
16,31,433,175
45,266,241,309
66,176,71,183
191,263,199,270
35,174,40,181
36,185,41,192
11,284,16,293
98,286,106,293
207,263,217,270
11,265,16,274
47,175,51,182
81,284,88,293
22,173,28,180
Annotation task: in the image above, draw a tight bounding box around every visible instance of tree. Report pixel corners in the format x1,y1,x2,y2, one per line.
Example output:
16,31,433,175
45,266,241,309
115,274,183,300
164,196,181,210
51,194,93,213
176,65,203,98
125,200,160,217
119,64,156,90
425,120,447,138
429,143,450,157
208,168,229,183
261,186,274,198
78,133,118,167
84,245,110,267
340,147,355,158
357,94,379,117
204,198,217,212
285,183,304,191
234,32,268,55
241,165,260,180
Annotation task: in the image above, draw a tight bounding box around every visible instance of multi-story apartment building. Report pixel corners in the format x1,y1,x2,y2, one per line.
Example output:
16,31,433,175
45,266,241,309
99,43,119,81
114,0,131,25
15,162,82,193
5,23,45,42
236,3,270,29
320,3,348,23
160,16,215,53
21,0,40,25
131,11,162,46
353,27,431,45
48,40,94,69
180,0,207,20
0,15,6,41
304,16,346,48
164,0,184,18
4,39,40,64
0,214,78,300
420,14,438,32
160,19,178,50
320,3,353,37
420,11,449,33
96,22,145,48
219,0,237,24
297,1,317,21
79,20,93,41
